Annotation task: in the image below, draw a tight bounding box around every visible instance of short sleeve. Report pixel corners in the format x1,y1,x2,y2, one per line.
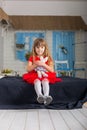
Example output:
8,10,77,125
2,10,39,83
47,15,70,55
28,56,33,62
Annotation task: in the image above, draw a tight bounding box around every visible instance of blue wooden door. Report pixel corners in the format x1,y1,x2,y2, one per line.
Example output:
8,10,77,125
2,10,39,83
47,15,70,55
53,31,75,69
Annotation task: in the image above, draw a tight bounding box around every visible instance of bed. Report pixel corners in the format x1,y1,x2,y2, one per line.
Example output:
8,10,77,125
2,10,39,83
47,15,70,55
0,76,87,109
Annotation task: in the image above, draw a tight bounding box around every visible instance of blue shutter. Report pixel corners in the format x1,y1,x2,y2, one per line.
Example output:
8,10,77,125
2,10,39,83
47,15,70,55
15,32,45,62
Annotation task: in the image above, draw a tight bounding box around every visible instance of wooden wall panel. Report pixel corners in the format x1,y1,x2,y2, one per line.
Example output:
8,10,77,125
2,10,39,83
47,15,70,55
9,16,87,30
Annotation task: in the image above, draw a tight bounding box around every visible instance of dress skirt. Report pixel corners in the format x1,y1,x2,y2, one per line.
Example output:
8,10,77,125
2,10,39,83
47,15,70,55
23,70,62,84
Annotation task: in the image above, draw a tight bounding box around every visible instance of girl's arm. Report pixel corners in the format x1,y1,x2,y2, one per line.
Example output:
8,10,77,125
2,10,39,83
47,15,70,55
26,61,37,72
43,61,54,72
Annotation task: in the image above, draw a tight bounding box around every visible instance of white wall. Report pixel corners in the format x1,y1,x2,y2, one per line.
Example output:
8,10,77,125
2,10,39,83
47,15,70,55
45,31,53,56
2,1,87,24
75,31,87,78
3,30,26,75
0,27,4,70
0,28,87,78
0,29,53,76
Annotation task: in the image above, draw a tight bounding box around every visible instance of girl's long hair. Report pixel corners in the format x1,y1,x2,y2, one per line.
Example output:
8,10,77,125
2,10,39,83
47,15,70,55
31,38,53,65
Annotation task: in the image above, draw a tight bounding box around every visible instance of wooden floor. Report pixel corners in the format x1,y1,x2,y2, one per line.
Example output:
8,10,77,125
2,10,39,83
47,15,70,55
0,107,87,130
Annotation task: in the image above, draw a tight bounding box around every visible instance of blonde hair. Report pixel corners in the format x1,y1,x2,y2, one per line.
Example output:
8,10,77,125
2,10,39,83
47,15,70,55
31,38,53,65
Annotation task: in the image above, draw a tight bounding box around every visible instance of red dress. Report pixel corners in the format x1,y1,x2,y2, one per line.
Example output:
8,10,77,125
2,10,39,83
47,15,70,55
23,56,62,84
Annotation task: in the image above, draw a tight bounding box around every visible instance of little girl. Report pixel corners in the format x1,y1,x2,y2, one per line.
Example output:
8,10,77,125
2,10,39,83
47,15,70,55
23,38,62,105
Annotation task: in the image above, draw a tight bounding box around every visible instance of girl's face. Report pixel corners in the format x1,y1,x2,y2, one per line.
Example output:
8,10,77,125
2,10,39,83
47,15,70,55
35,46,45,56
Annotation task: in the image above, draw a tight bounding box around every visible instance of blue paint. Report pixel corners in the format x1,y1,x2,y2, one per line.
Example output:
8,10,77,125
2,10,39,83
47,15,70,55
16,50,27,62
15,32,45,61
53,31,75,70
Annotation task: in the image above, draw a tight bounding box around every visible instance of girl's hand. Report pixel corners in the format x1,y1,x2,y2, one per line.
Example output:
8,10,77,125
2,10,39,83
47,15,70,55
34,61,45,67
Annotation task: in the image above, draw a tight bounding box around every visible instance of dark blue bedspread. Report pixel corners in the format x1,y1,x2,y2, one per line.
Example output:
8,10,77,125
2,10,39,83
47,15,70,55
0,76,87,109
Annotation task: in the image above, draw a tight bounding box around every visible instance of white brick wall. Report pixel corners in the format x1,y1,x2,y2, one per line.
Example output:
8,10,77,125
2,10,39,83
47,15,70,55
0,29,87,78
75,31,87,78
2,29,26,76
0,27,4,70
1,30,53,76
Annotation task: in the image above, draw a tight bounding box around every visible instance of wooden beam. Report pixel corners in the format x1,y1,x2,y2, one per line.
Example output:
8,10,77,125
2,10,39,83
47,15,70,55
0,8,9,21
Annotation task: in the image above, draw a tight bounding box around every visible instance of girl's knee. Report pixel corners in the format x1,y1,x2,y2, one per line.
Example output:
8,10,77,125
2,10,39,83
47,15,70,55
42,78,49,83
34,79,40,84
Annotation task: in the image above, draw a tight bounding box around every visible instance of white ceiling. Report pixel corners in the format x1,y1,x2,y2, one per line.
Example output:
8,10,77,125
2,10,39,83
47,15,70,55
3,0,87,1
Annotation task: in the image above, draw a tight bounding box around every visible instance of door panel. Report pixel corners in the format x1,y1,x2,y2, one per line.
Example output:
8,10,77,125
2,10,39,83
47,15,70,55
53,31,75,69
